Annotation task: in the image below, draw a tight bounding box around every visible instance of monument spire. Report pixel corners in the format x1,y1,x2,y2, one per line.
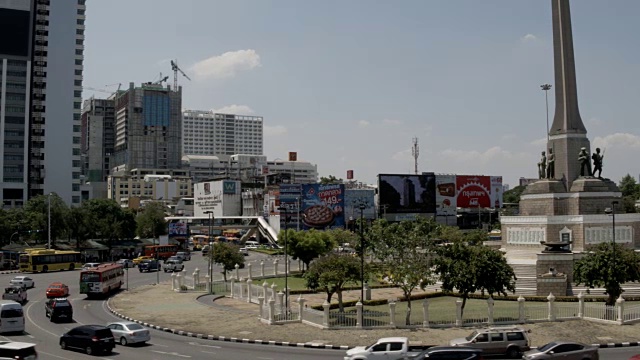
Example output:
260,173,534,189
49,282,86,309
547,0,590,190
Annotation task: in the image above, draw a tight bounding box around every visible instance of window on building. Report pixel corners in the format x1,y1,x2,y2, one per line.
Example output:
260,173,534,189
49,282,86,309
76,39,83,45
74,80,82,86
72,196,80,204
74,90,82,98
75,59,83,66
72,148,80,155
76,29,84,35
77,19,84,25
72,160,80,167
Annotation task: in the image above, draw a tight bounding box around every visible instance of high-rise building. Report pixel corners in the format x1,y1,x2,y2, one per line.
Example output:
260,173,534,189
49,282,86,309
112,82,182,171
182,110,263,157
81,97,115,183
0,0,86,206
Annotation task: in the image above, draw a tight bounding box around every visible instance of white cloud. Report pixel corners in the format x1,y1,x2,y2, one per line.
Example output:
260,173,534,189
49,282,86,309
190,49,261,79
383,119,402,125
440,146,528,164
592,133,640,150
358,120,370,127
520,34,537,43
212,104,255,115
264,125,288,137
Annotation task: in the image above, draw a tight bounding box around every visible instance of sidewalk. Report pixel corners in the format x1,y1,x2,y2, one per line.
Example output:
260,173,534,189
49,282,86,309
108,283,640,348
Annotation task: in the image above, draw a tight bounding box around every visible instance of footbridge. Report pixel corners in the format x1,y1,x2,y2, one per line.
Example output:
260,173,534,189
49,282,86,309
165,216,279,245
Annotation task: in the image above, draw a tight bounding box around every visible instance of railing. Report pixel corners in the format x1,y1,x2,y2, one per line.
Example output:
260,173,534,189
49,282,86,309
461,308,489,325
555,303,579,319
524,304,548,321
623,304,640,322
362,309,391,328
583,303,617,321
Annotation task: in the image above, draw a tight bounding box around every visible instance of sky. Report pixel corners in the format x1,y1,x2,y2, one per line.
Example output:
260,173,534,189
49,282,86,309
82,0,640,189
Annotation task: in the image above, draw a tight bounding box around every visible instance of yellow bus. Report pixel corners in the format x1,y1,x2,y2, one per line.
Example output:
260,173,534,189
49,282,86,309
19,248,82,273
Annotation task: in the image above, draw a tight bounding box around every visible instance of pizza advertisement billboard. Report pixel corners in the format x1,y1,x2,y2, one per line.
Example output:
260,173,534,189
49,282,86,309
300,184,345,230
344,189,376,220
377,174,436,215
456,175,492,208
435,174,457,216
490,176,503,209
278,184,301,229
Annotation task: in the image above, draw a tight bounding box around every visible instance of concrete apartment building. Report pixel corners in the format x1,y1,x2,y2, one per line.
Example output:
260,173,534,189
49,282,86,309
107,168,192,208
182,110,263,157
0,0,86,206
113,82,182,172
81,97,115,183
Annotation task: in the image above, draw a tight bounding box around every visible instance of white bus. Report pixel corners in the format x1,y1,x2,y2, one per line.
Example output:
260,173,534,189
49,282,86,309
79,263,124,298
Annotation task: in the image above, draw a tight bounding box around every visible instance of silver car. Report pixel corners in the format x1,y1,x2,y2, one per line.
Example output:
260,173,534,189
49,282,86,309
106,321,150,346
523,341,599,360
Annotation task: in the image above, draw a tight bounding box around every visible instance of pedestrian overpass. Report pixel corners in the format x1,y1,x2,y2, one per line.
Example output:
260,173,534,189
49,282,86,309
165,216,279,245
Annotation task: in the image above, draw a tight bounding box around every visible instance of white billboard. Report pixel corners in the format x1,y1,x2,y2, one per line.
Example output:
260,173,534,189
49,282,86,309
193,180,241,217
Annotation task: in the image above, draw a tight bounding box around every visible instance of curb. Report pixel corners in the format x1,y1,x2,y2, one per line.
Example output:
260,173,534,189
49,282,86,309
105,292,350,350
596,341,640,349
0,270,20,275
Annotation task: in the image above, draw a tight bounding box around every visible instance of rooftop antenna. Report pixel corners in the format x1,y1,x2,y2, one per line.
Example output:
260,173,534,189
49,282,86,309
411,137,419,174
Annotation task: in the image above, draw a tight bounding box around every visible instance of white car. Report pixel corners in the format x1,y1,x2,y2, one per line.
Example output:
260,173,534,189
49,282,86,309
106,321,150,345
239,247,249,256
82,263,101,269
116,259,134,268
9,276,34,290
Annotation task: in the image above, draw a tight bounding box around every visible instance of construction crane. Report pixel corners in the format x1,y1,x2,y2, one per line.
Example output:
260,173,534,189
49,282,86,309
170,59,191,90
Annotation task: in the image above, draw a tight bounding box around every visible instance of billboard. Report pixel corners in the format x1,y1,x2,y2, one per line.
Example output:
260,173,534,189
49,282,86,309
435,174,457,216
279,184,302,230
378,174,436,215
168,221,188,238
193,180,241,217
300,184,345,230
490,176,503,209
344,188,376,220
456,175,492,208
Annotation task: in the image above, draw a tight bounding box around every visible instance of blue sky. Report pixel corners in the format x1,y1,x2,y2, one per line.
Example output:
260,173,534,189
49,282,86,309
83,0,640,188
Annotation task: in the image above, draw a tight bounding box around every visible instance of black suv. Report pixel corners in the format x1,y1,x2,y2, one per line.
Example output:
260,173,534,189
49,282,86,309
45,298,73,322
138,259,161,272
60,325,115,355
411,346,484,360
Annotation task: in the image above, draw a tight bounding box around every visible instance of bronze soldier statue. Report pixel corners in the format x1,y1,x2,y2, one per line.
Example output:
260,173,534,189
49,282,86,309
578,147,592,177
592,147,604,178
538,151,547,179
546,148,555,179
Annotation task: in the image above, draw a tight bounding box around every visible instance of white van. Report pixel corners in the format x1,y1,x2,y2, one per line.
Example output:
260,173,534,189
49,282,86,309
0,301,25,334
245,241,259,249
0,341,37,359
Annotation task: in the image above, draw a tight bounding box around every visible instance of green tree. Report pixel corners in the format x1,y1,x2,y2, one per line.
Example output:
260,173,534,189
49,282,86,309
369,220,437,325
435,241,516,316
84,199,127,254
24,193,69,246
67,205,91,250
304,254,362,311
326,228,358,249
574,242,640,306
619,174,639,198
464,229,489,245
319,175,343,184
280,229,335,271
135,202,168,239
503,185,526,204
210,242,245,281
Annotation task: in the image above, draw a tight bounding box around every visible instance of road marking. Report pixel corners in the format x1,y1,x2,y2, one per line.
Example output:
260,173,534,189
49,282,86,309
151,350,191,358
188,342,221,349
38,350,73,360
201,351,217,354
24,301,60,338
257,358,274,360
27,335,34,338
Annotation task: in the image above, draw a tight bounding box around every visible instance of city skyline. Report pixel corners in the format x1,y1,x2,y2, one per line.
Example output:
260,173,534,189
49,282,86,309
82,1,640,188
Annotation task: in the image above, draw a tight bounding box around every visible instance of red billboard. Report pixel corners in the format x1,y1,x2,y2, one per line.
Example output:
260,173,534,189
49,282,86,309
456,175,492,208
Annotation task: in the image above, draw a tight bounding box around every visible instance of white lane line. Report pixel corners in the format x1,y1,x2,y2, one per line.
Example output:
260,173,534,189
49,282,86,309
188,342,221,349
257,358,274,360
27,335,34,338
201,351,217,354
38,350,73,360
24,300,60,338
151,350,191,358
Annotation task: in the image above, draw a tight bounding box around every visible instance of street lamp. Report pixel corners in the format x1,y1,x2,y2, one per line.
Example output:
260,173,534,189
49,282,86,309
359,204,366,304
278,205,289,311
541,84,552,141
604,200,619,278
47,193,52,249
204,211,214,293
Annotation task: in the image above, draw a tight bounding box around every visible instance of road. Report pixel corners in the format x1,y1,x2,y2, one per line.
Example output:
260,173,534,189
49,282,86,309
0,252,637,359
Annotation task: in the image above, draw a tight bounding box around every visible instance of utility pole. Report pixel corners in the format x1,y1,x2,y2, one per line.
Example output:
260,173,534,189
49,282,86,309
47,193,51,249
411,137,419,175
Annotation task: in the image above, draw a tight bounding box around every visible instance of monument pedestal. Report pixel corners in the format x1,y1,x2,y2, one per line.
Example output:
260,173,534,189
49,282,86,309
536,252,574,296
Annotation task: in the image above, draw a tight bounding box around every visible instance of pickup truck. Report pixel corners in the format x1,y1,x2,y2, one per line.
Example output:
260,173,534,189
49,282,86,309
344,337,432,360
163,259,184,273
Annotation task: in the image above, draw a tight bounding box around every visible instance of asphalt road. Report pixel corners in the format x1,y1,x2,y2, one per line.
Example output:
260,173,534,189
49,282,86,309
0,252,637,359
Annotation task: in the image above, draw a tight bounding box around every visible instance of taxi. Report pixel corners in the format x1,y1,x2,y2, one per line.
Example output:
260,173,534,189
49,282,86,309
46,282,70,298
132,256,153,265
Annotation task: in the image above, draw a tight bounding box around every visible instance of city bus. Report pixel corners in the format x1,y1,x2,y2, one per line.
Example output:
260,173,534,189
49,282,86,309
18,248,82,273
79,263,124,298
190,235,210,251
143,244,178,260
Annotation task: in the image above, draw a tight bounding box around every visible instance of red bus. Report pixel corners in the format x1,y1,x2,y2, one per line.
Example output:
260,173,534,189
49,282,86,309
79,263,124,298
144,245,178,260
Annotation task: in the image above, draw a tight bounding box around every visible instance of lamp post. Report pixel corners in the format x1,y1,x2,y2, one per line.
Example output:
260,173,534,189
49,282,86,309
359,204,366,304
604,200,619,278
204,211,214,293
541,84,552,141
278,205,288,311
47,193,51,249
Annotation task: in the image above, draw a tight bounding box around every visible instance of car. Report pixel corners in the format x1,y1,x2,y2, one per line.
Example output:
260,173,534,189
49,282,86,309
117,259,134,268
450,326,530,358
239,247,249,256
132,256,153,265
163,259,184,273
60,325,115,355
176,251,191,261
82,262,101,270
106,321,151,345
44,298,73,323
45,282,69,298
409,346,484,360
9,277,34,290
0,341,38,360
630,356,640,360
2,286,27,305
522,341,599,359
138,259,161,272
245,244,258,250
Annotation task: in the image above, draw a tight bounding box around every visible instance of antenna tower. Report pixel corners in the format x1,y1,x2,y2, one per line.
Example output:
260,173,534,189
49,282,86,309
411,137,419,174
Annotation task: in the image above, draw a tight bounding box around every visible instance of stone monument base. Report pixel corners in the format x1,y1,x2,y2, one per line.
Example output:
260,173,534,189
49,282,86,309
536,252,574,296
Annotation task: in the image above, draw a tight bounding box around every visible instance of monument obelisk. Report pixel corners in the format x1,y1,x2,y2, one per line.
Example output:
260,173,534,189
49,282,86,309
547,0,590,191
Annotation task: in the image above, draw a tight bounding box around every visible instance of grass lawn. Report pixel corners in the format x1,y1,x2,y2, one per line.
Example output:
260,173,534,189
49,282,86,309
264,274,387,291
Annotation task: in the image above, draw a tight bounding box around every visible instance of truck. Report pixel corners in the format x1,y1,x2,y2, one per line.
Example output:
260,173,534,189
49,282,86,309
344,337,433,360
